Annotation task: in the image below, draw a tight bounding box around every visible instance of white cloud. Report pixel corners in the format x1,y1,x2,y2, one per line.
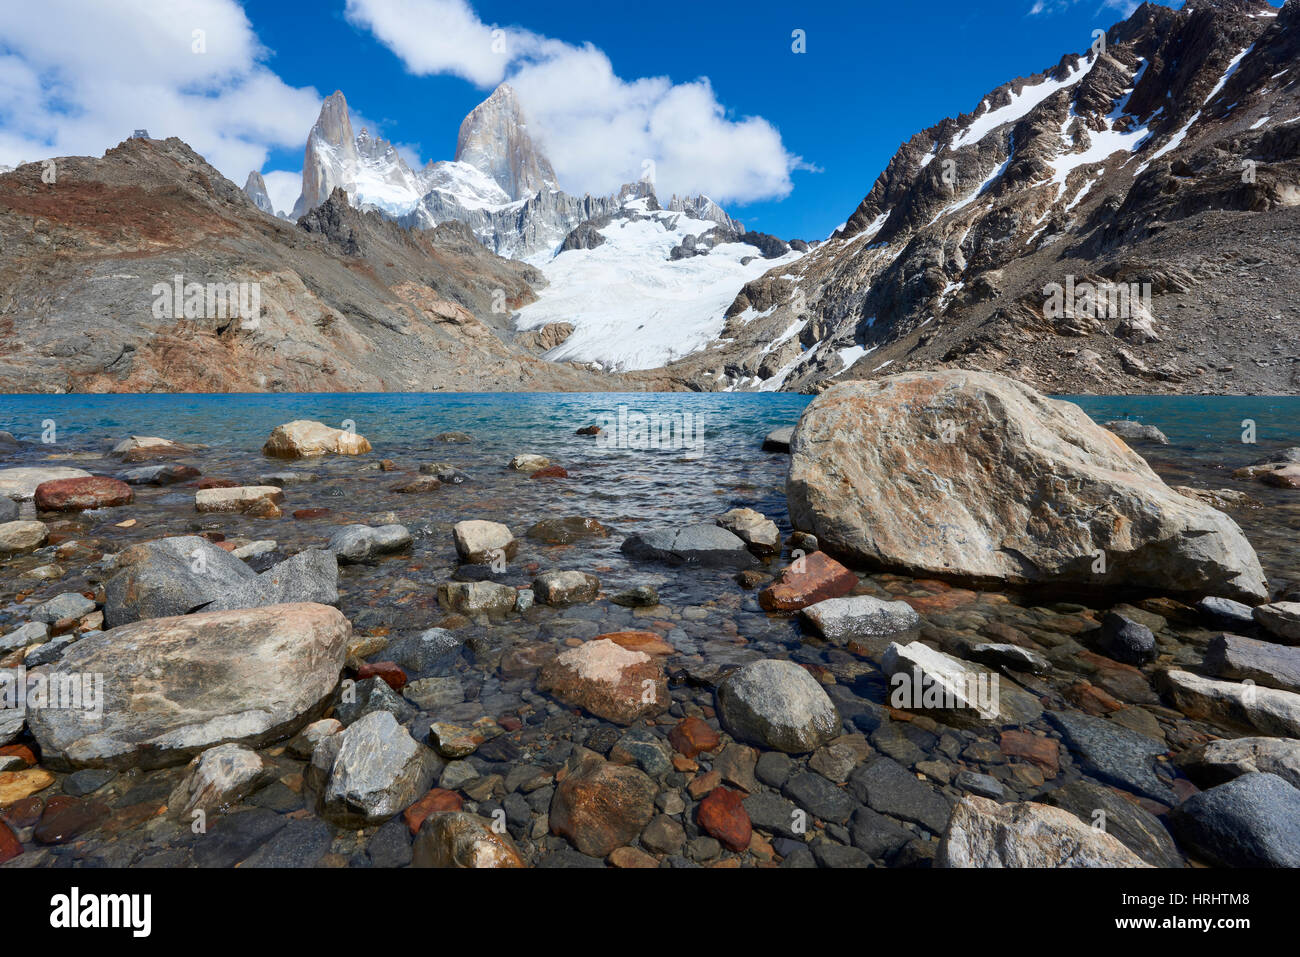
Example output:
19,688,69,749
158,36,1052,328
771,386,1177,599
0,0,321,180
262,169,304,216
344,0,804,204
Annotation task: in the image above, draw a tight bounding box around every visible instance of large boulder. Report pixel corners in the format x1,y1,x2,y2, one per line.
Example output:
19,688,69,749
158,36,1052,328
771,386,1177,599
104,536,256,627
26,603,350,770
936,796,1150,867
104,537,336,627
262,420,371,459
786,372,1267,601
716,659,839,754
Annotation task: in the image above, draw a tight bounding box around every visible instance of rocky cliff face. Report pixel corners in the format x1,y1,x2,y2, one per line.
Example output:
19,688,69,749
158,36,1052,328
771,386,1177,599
0,137,637,393
242,171,276,216
667,0,1300,395
454,83,558,202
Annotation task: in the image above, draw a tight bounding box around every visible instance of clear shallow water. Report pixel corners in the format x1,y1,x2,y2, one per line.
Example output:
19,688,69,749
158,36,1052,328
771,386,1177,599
1,391,1298,868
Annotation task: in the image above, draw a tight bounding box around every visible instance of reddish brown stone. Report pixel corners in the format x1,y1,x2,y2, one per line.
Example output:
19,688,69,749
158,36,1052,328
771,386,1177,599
404,789,464,835
530,465,569,479
609,845,657,868
537,639,667,725
0,820,21,864
758,551,857,612
33,796,110,844
1063,681,1123,715
668,716,721,758
498,715,523,732
697,787,752,852
1,797,44,828
688,769,721,798
600,630,675,656
550,757,656,858
999,731,1059,777
0,745,36,768
293,507,332,520
357,661,407,692
34,476,133,512
197,477,239,490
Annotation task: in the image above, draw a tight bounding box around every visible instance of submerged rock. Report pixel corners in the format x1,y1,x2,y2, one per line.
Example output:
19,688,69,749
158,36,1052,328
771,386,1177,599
549,755,656,857
526,516,608,544
786,372,1268,601
436,581,516,617
328,524,412,564
621,523,757,568
413,811,525,868
27,603,350,770
936,796,1150,867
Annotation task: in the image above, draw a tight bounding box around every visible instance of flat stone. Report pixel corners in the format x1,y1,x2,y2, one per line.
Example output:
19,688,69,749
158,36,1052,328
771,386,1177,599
29,592,96,624
194,485,284,514
0,467,92,502
1254,602,1300,643
801,594,920,642
453,520,517,565
327,524,412,564
35,476,133,512
1045,710,1174,804
538,639,666,725
848,756,952,833
1159,669,1300,738
759,551,857,612
1205,632,1300,693
621,523,756,568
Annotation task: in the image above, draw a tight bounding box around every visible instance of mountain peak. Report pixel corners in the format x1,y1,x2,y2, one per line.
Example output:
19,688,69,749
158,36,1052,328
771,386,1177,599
454,82,558,201
242,170,275,215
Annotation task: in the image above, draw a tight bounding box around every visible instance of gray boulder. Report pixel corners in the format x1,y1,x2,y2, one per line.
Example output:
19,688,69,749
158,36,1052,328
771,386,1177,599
26,603,350,770
320,710,439,826
800,595,920,643
716,659,839,754
201,548,338,612
1205,632,1300,694
937,796,1150,867
29,592,96,624
621,523,757,568
1102,420,1169,445
103,536,256,627
1168,772,1300,867
328,524,413,564
1254,602,1300,643
1178,736,1300,791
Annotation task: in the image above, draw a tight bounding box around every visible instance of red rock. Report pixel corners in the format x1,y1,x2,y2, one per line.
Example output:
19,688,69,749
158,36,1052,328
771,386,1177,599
697,787,752,852
498,715,523,732
758,551,857,611
530,465,569,479
668,716,721,758
293,507,332,520
688,769,721,798
404,788,464,835
197,477,239,490
34,476,133,512
0,820,21,864
600,630,675,656
33,795,110,844
0,745,36,768
1063,681,1123,715
357,660,407,692
999,731,1059,777
1,797,44,828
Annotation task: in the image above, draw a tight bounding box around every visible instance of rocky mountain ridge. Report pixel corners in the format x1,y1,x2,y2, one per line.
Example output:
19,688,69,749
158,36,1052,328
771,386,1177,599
660,0,1299,395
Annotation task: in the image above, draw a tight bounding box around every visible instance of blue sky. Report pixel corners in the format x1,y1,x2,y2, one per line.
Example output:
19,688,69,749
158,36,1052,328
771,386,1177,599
247,0,1177,237
2,0,1233,240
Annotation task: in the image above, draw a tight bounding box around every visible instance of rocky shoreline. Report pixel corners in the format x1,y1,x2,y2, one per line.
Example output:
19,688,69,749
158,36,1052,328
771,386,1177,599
2,376,1300,869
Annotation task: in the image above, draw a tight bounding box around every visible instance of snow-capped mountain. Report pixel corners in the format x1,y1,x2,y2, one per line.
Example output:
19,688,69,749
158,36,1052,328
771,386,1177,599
515,193,803,370
254,82,805,372
662,0,1300,395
